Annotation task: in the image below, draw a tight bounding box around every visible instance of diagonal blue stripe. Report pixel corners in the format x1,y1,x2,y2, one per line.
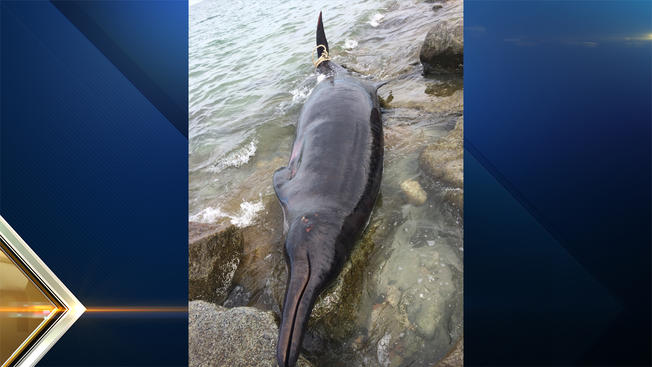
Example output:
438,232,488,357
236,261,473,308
465,138,617,299
464,150,621,365
1,1,187,364
50,0,188,138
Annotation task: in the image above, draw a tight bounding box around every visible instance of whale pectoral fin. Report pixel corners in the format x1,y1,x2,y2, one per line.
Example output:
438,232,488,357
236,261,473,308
274,166,292,234
273,166,291,205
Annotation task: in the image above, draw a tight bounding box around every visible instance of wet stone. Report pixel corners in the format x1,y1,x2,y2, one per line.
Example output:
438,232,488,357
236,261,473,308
419,116,464,210
370,203,463,364
189,301,315,367
419,19,463,74
233,195,287,315
189,224,244,305
223,284,252,308
400,179,428,206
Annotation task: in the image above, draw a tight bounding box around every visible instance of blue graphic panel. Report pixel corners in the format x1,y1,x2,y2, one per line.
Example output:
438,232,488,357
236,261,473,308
1,1,187,365
51,0,188,137
465,0,651,365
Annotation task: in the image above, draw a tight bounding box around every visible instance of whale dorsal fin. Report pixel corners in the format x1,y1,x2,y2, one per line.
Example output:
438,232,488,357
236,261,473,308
316,11,329,58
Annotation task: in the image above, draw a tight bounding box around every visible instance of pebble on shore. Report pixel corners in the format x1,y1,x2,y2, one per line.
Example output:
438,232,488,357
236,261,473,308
400,179,428,206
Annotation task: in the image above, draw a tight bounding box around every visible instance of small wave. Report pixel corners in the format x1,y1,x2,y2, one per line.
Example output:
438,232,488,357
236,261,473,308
211,139,257,172
290,86,312,103
344,39,358,50
189,206,227,223
368,13,385,27
189,198,264,227
230,199,264,227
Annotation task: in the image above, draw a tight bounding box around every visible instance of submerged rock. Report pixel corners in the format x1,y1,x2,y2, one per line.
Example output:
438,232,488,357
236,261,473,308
189,301,314,367
419,19,463,74
425,78,463,97
444,188,463,212
377,333,392,367
189,224,243,305
361,202,463,365
381,78,463,114
400,179,428,206
419,116,463,209
435,338,464,367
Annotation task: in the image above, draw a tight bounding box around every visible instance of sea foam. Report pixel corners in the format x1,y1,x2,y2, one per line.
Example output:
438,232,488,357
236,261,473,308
211,139,257,172
368,13,384,27
344,39,358,50
189,198,264,227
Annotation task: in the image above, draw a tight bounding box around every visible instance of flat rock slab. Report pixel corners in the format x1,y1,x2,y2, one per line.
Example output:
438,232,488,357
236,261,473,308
189,301,278,367
189,301,313,367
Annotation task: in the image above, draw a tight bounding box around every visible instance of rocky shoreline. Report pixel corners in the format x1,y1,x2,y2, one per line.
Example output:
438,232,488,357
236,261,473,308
189,0,463,366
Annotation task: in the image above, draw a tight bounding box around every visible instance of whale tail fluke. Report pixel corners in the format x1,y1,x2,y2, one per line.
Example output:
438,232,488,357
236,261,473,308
316,11,329,58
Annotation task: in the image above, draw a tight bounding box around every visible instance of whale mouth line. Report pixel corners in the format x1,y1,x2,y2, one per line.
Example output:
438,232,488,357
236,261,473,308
281,253,311,367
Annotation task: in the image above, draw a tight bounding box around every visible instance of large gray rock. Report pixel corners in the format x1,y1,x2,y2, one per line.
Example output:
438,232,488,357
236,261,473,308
419,19,463,74
189,301,278,367
189,301,314,367
189,225,243,305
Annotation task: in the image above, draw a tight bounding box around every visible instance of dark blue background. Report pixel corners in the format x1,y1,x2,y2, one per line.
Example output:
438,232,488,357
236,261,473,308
466,0,651,365
1,0,187,365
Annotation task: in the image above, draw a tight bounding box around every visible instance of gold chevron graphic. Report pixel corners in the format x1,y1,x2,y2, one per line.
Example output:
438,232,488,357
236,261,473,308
0,216,85,367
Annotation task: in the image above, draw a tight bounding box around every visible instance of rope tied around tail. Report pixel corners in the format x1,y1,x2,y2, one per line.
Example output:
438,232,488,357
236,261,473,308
312,44,331,68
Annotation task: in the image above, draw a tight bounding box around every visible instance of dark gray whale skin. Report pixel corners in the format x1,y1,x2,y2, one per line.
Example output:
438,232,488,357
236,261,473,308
273,13,383,367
